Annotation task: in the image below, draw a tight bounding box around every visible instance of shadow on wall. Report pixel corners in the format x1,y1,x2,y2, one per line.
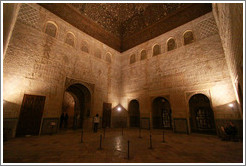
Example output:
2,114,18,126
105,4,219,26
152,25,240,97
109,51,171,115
111,104,127,128
3,100,21,141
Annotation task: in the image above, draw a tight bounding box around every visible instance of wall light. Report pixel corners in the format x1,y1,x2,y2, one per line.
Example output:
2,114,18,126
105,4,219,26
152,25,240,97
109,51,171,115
117,106,122,112
228,103,234,108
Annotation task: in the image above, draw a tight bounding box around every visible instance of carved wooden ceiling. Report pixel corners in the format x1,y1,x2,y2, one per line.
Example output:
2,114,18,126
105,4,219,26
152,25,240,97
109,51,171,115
39,3,212,52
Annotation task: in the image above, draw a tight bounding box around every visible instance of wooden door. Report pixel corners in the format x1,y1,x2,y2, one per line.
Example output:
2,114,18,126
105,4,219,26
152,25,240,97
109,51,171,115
16,94,46,136
129,100,140,127
102,102,111,128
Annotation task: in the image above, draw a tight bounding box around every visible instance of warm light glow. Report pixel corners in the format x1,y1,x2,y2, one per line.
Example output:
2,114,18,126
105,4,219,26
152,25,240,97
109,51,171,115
228,103,234,108
117,106,122,111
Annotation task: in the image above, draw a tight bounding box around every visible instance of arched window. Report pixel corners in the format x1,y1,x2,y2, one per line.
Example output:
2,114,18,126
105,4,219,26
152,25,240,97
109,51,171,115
94,48,101,59
167,38,177,51
65,32,75,47
81,41,89,53
189,94,215,134
184,31,194,45
44,22,57,38
153,45,160,56
130,54,136,64
152,97,172,129
140,50,147,60
106,52,112,63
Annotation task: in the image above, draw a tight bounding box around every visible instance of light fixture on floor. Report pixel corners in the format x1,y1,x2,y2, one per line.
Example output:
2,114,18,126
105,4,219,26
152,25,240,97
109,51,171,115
117,106,122,112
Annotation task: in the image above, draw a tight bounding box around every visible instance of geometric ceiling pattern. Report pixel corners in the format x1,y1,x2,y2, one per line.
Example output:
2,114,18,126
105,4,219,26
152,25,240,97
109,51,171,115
69,3,186,38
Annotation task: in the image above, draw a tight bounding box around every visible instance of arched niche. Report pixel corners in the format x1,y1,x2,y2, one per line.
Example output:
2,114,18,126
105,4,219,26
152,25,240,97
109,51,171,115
183,30,194,45
44,21,58,38
65,32,75,47
167,38,177,51
140,50,147,60
153,44,160,56
106,52,112,63
130,54,136,64
81,40,89,53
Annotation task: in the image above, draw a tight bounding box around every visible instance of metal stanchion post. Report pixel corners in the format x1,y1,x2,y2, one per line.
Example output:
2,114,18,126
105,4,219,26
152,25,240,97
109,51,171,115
127,140,130,160
139,127,142,138
99,134,102,150
122,126,123,136
149,133,152,149
162,128,165,143
81,129,83,143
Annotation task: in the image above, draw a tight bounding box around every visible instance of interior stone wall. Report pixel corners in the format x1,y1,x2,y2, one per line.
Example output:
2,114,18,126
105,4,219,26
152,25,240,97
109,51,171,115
212,3,243,114
3,3,121,136
3,4,242,137
3,3,20,59
120,12,241,132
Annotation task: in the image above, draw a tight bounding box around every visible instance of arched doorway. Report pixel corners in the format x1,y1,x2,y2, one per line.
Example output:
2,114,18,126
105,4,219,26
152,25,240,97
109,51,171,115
152,97,172,129
128,100,140,127
61,83,91,129
189,94,215,134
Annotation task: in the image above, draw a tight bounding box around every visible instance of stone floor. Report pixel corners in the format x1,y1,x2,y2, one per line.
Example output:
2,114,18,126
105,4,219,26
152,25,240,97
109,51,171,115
3,128,244,163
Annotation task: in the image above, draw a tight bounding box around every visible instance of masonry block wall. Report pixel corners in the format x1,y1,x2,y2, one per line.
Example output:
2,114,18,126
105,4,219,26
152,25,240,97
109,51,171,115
213,3,243,114
3,3,121,137
120,12,241,133
3,4,243,138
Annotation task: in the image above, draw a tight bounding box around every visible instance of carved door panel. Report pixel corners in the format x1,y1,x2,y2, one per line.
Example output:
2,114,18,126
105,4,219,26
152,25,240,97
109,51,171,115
102,102,111,128
16,94,46,137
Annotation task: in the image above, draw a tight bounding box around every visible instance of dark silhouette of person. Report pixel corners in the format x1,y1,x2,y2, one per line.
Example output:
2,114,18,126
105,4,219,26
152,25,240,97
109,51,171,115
64,113,69,128
60,113,65,128
221,121,238,141
93,114,99,133
224,122,237,140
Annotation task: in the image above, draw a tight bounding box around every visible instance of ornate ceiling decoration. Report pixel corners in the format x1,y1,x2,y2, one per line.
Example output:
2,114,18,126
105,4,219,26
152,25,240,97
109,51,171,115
68,3,186,39
39,3,212,52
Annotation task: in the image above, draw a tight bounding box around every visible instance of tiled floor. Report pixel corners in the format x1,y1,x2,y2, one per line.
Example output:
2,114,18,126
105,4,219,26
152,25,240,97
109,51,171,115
3,128,243,163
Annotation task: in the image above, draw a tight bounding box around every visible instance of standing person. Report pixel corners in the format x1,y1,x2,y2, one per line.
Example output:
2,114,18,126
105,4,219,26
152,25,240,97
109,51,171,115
60,112,65,128
93,114,99,133
64,113,69,128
